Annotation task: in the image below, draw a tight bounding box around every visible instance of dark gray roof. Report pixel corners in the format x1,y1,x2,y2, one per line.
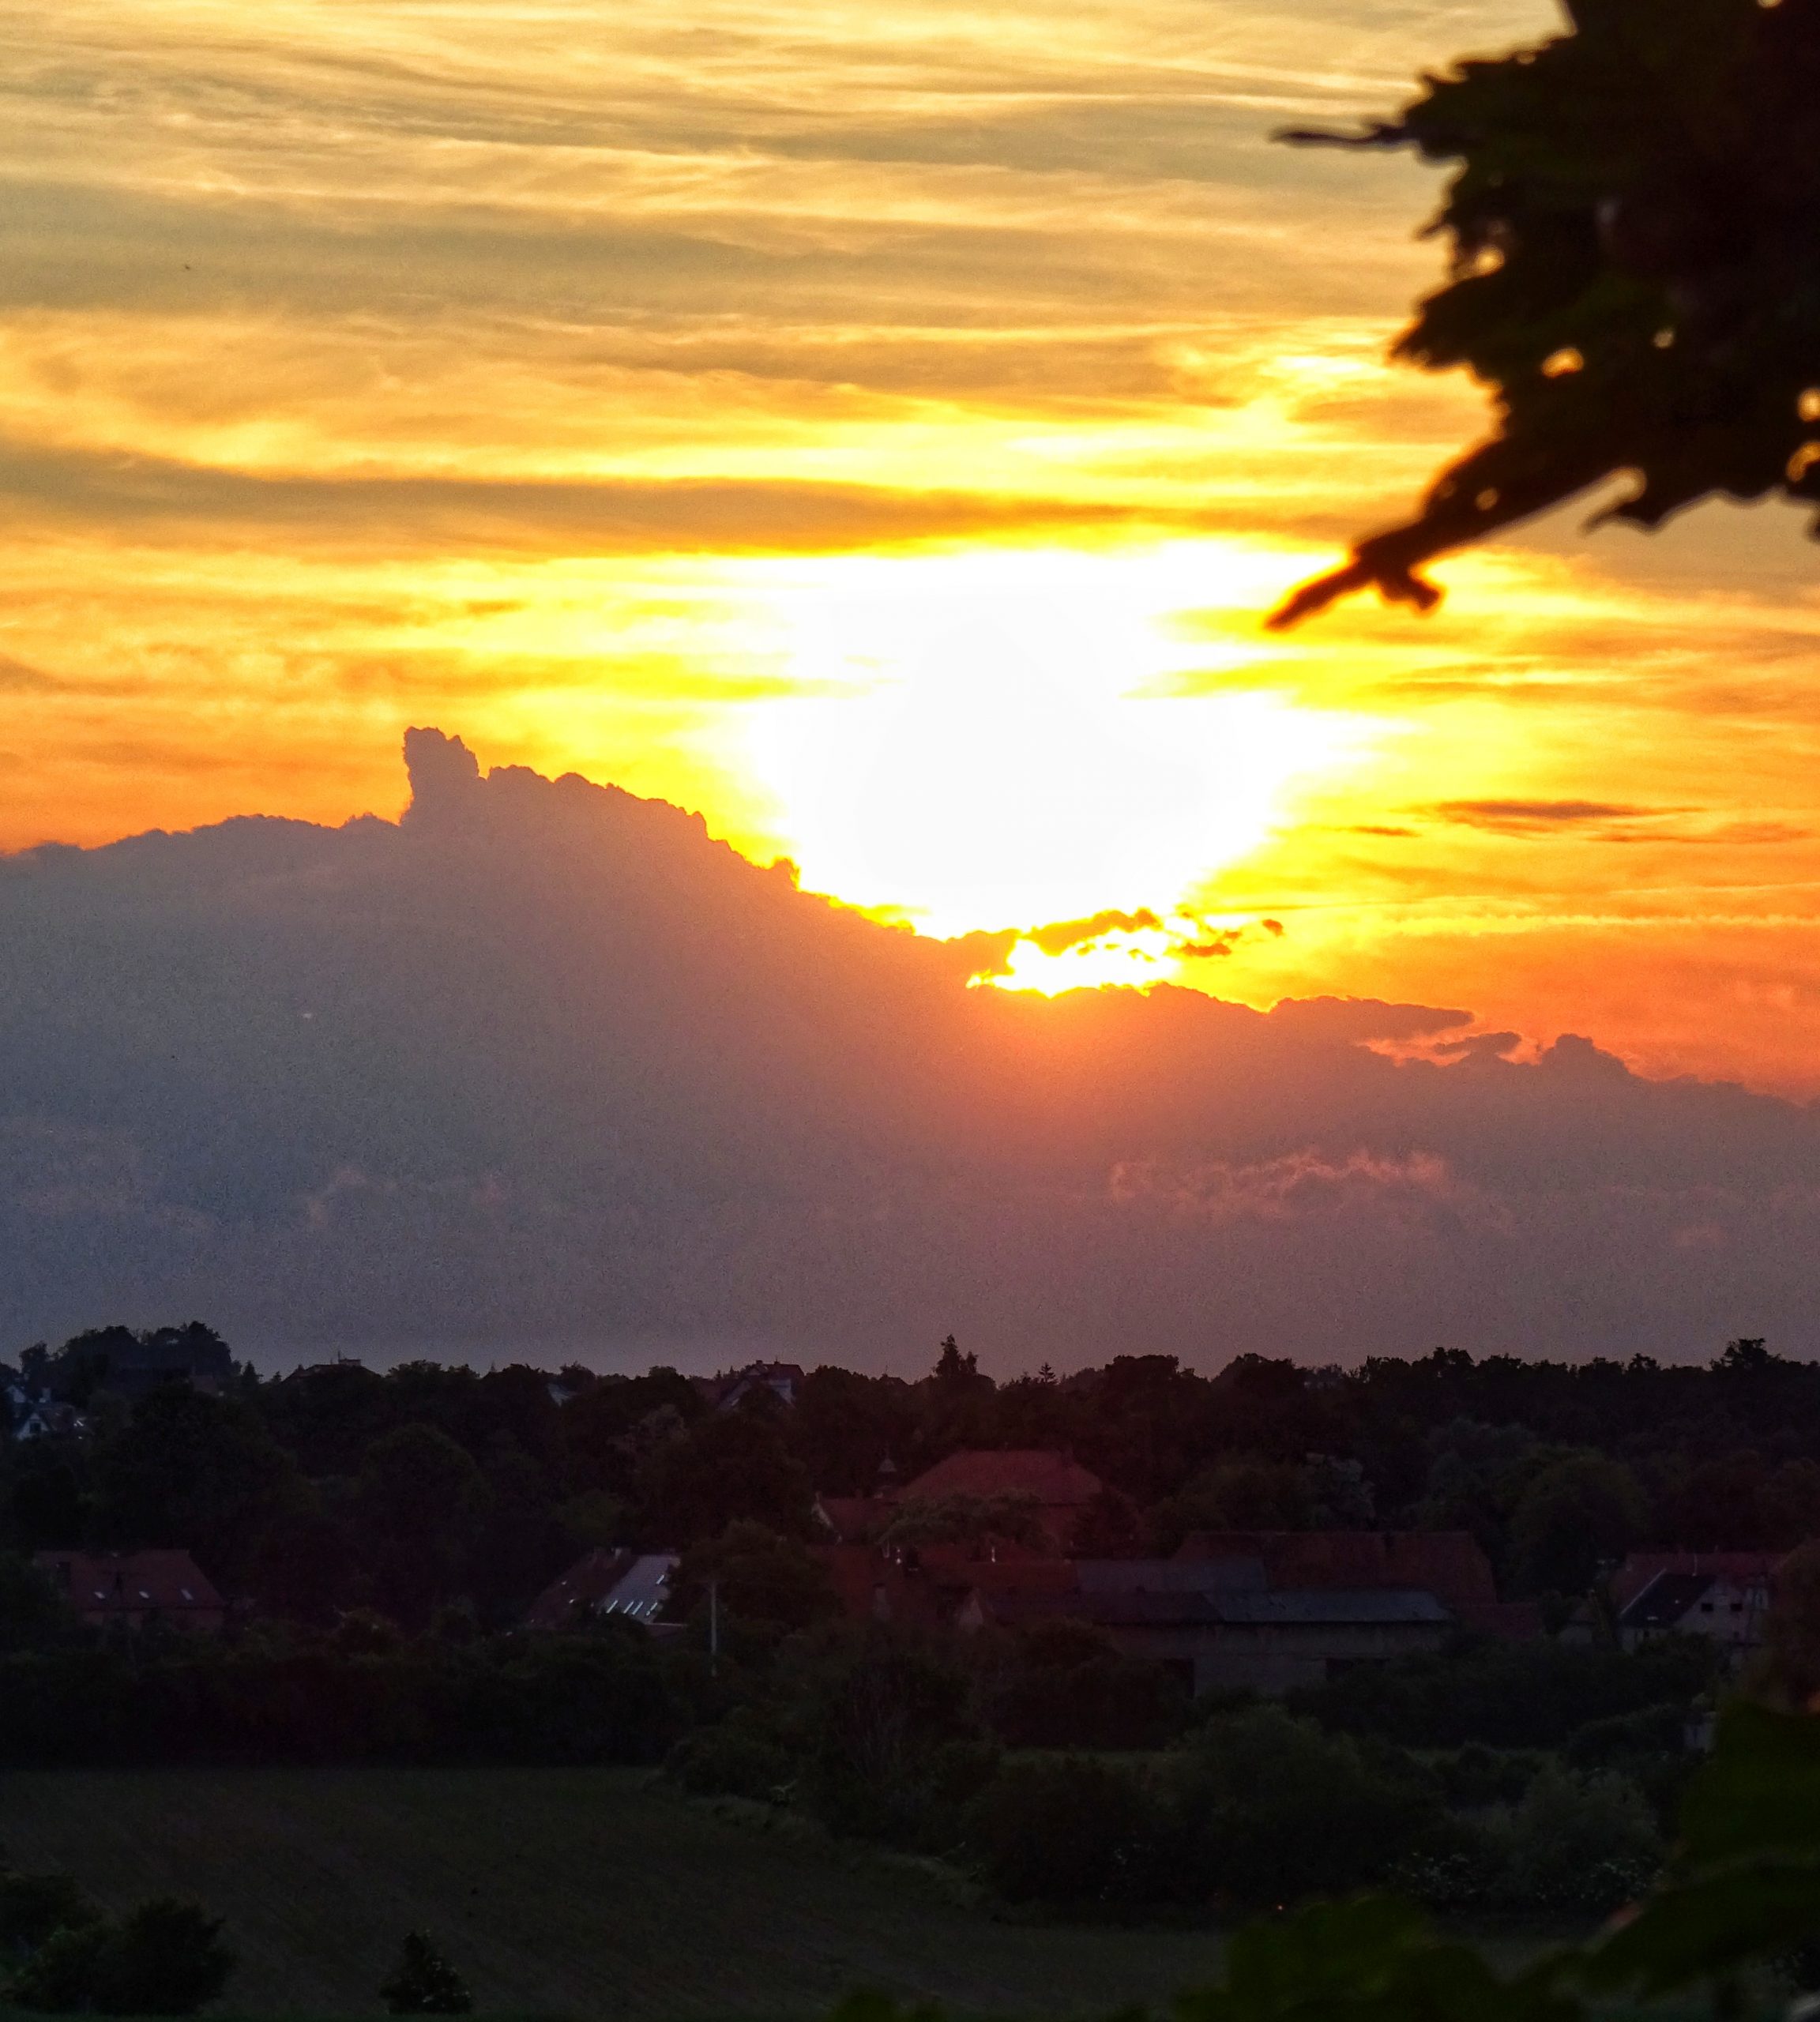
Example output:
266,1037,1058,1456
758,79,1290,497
1207,1587,1452,1626
980,1589,1222,1627
977,1584,1451,1629
1076,1556,1268,1595
598,1552,678,1620
1619,1572,1714,1630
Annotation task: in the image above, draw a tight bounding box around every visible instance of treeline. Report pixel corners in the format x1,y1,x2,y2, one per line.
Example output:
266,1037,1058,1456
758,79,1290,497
0,1555,1718,1921
9,1331,1820,1629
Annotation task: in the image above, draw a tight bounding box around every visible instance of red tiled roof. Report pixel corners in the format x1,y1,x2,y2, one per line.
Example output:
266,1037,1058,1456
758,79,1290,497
35,1549,222,1618
816,1545,887,1621
1175,1531,1498,1611
810,1541,1074,1628
897,1449,1106,1507
1610,1551,1782,1610
916,1543,1070,1592
811,1546,951,1628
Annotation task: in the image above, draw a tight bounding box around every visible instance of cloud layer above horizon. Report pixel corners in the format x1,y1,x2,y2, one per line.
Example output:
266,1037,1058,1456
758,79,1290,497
4,733,1819,1374
9,0,1820,1093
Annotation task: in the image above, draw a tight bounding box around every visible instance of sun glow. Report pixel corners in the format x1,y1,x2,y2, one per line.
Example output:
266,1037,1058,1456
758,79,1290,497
736,542,1376,946
983,913,1277,994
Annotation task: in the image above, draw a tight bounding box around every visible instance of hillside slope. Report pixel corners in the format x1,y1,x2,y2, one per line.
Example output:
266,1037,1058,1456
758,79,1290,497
0,1765,1223,2016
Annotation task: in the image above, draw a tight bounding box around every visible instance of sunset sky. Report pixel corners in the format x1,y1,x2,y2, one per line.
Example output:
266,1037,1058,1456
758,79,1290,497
10,0,1820,1094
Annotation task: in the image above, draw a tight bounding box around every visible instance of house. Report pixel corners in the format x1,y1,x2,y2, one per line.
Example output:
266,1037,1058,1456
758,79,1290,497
1608,1550,1782,1613
889,1449,1107,1550
1615,1558,1775,1661
951,1529,1533,1693
1176,1528,1540,1640
34,1550,224,1632
814,1535,1070,1629
958,1554,1455,1693
523,1549,679,1630
703,1362,806,1411
6,1391,84,1441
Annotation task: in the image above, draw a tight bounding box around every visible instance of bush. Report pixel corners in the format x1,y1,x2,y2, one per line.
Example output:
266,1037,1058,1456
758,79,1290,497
1430,1742,1545,1810
12,1898,235,2015
11,1923,111,2012
1389,1812,1509,1914
379,1932,472,2015
1495,1767,1662,1915
1564,1701,1687,1770
967,1755,1184,1910
669,1522,840,1646
481,1627,683,1764
788,1624,985,1847
1179,1708,1441,1907
95,1900,236,2015
1291,1635,1717,1749
0,1870,99,1952
665,1709,798,1801
980,1619,1187,1750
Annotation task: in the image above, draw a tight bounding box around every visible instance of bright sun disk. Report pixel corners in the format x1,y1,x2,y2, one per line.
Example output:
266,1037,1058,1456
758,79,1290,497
735,541,1377,946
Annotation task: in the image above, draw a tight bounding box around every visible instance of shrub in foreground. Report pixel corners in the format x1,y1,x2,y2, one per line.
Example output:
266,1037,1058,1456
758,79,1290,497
967,1754,1186,1909
666,1708,798,1800
1497,1766,1662,1915
380,1932,473,2016
11,1896,235,2015
1179,1707,1440,1907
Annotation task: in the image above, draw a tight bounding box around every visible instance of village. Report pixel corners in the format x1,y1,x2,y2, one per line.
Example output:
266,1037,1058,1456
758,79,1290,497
0,1325,1815,2016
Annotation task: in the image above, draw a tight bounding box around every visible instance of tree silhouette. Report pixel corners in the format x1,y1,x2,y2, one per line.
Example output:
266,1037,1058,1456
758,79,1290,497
379,1934,472,2016
1269,0,1820,626
933,1335,978,1383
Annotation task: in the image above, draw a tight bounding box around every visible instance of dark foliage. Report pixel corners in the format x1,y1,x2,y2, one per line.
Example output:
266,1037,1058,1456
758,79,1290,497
1180,1708,1442,1907
0,1618,690,1768
9,1894,234,2016
967,1755,1188,1909
9,1329,1820,1635
977,1617,1187,1750
0,1870,97,1955
1268,0,1820,626
784,1622,995,1846
1291,1632,1717,1749
669,1522,841,1646
379,1933,473,2016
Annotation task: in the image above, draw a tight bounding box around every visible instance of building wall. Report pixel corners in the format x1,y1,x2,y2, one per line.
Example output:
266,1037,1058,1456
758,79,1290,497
1622,1577,1769,1661
1099,1619,1451,1697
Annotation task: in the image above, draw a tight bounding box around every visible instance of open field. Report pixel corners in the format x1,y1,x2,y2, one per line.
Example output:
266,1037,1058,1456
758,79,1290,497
0,1768,1224,2019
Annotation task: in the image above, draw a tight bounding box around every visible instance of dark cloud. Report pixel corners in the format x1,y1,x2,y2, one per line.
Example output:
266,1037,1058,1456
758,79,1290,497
0,653,66,693
1261,997,1473,1043
1422,800,1808,847
0,434,1142,558
6,731,1820,1372
1427,799,1666,832
1025,908,1161,956
1433,1032,1524,1064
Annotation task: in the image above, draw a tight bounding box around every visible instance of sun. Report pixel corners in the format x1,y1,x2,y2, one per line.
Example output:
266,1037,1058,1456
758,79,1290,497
734,541,1376,965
